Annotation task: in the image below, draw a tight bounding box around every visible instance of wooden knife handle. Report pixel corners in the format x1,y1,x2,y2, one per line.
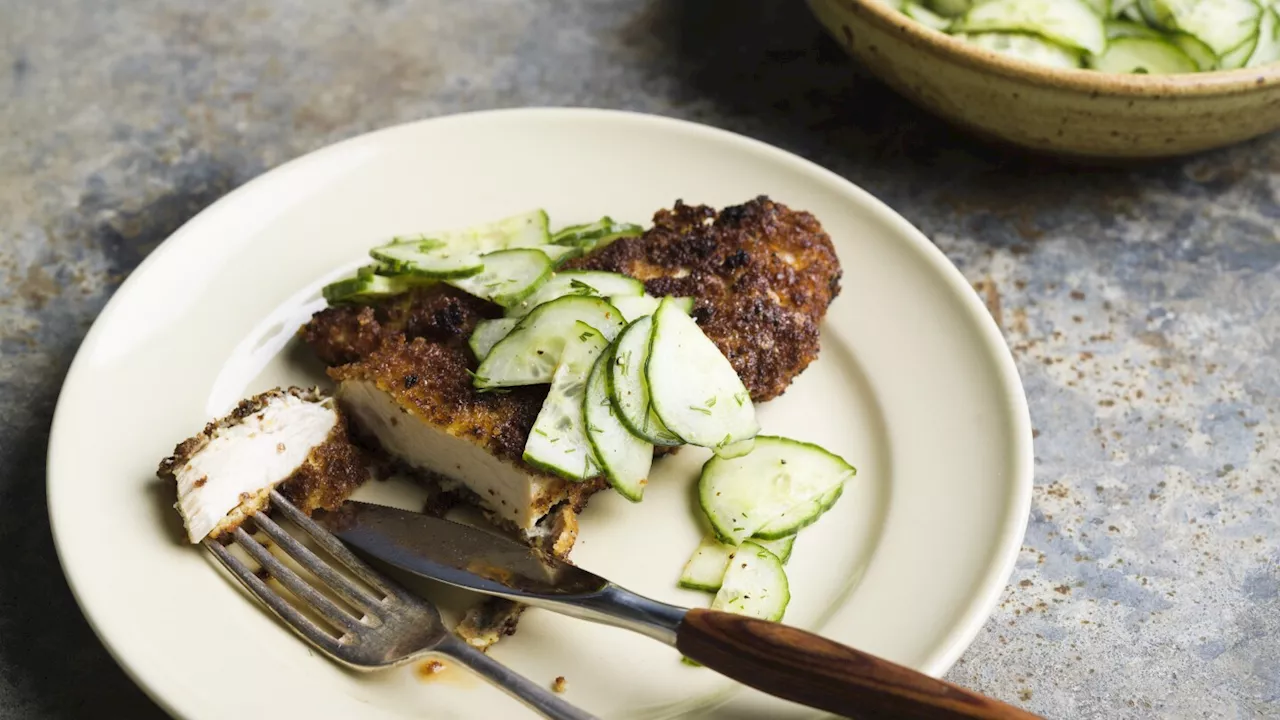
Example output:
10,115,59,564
676,608,1043,719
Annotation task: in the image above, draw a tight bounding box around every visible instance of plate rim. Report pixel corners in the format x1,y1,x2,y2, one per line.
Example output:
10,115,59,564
46,106,1033,718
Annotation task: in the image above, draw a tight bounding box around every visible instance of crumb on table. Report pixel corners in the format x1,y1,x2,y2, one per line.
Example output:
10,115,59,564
552,676,567,693
415,659,446,681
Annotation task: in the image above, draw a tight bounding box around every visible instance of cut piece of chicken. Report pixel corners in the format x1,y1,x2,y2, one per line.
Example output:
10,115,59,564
331,335,606,538
157,388,369,543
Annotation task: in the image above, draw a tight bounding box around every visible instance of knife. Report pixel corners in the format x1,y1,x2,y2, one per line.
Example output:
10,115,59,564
314,501,1041,720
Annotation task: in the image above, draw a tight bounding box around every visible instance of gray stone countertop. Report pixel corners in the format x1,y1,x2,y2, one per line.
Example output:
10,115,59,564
2,1,1277,718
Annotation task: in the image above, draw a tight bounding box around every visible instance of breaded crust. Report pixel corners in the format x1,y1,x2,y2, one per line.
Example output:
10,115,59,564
563,196,841,401
302,284,497,367
157,387,369,540
279,420,371,518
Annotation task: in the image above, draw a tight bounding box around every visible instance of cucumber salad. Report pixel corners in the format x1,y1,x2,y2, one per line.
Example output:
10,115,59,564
325,210,858,626
885,0,1280,73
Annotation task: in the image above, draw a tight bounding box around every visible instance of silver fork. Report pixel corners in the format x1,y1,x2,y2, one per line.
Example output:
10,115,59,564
204,489,595,720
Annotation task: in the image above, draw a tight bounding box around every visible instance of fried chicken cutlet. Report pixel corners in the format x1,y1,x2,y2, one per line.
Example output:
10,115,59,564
303,283,496,368
301,195,839,529
299,197,840,646
307,196,841,399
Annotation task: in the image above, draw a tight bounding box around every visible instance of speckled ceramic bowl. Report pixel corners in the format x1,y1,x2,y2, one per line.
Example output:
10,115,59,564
808,0,1280,158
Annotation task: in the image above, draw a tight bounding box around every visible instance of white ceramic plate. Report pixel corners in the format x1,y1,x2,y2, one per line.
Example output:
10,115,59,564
48,108,1032,720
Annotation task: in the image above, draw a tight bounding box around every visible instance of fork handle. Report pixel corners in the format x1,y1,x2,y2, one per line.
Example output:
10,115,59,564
676,608,1042,720
437,635,599,720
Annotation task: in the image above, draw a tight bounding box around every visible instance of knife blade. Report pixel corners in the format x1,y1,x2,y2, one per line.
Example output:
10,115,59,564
314,501,617,598
313,500,689,644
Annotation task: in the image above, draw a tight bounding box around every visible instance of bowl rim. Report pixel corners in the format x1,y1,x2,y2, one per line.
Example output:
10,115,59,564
827,0,1280,97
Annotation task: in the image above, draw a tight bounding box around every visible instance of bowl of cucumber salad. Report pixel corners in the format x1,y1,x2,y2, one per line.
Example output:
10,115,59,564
808,0,1280,157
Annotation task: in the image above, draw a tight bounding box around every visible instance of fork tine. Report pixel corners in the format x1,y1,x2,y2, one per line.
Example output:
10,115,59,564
204,538,341,652
268,490,393,595
252,511,386,617
229,527,363,634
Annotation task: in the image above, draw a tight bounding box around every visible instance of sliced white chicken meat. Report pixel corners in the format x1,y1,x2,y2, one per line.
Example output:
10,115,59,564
336,379,574,534
158,388,363,543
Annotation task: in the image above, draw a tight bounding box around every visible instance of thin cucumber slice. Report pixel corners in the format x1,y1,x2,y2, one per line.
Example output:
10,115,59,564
958,32,1085,69
647,298,759,450
610,295,662,323
758,535,797,564
1139,0,1262,56
369,238,484,278
322,266,432,304
1105,19,1164,39
1111,0,1140,18
699,436,855,545
608,316,683,446
679,535,736,592
433,209,551,253
754,484,845,540
371,210,551,277
1083,0,1111,15
925,0,971,16
902,2,953,30
1091,36,1199,73
486,209,552,249
469,318,519,361
535,244,583,267
584,343,654,502
678,534,795,592
552,218,611,245
1220,31,1260,69
523,322,607,481
714,437,756,459
445,249,553,307
507,270,646,318
552,217,644,248
610,295,694,323
1247,8,1280,68
1169,31,1218,69
711,542,789,622
475,295,626,388
952,0,1107,55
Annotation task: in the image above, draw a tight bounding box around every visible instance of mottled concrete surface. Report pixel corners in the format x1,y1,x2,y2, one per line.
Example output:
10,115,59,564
2,1,1277,718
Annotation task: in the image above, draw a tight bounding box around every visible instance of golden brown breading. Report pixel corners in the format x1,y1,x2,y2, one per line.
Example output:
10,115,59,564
455,597,526,650
563,196,841,402
277,421,372,517
329,335,547,468
302,284,497,367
